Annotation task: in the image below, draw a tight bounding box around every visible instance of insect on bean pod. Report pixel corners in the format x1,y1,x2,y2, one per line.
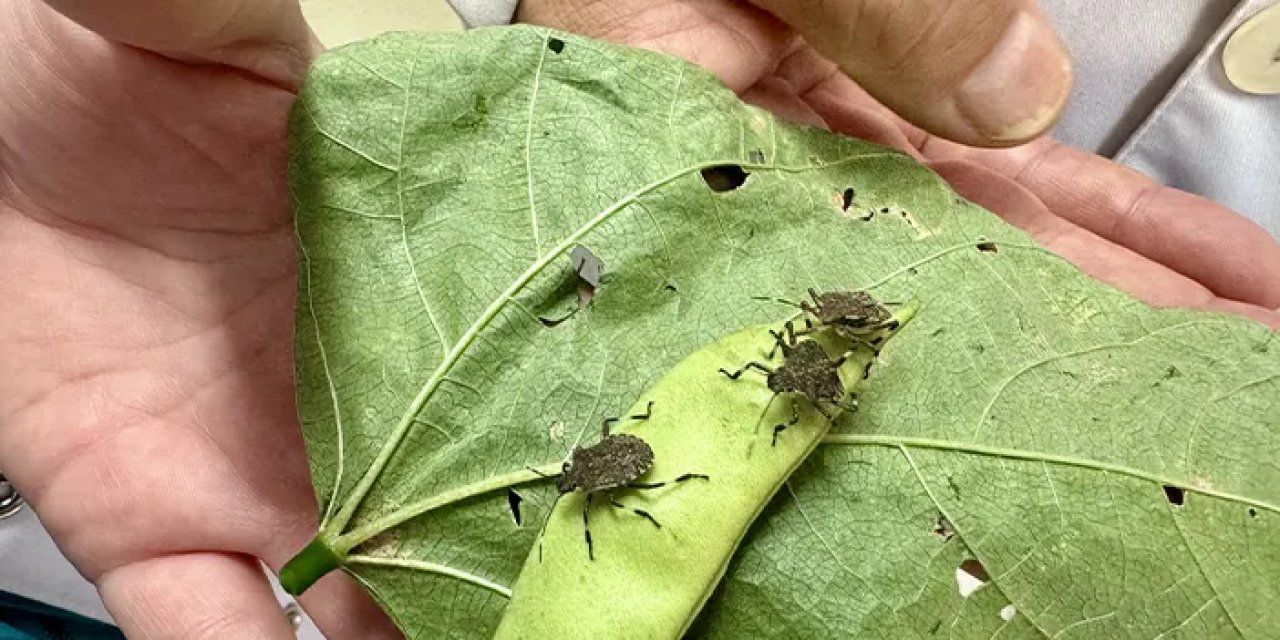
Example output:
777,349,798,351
496,314,915,639
530,402,710,562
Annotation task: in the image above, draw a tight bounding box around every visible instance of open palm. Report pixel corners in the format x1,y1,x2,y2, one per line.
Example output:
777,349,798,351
0,1,398,637
1,0,1277,638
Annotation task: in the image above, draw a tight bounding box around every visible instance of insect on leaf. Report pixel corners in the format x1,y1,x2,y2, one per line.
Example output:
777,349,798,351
283,26,1280,639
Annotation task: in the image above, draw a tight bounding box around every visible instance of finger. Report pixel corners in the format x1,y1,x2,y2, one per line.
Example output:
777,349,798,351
516,0,792,92
1203,298,1280,330
927,157,1227,311
774,44,925,156
98,552,296,639
292,567,406,640
30,0,320,87
918,136,1280,309
748,0,1071,147
739,76,827,128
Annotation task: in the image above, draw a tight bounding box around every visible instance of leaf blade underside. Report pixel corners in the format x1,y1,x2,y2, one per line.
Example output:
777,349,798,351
288,26,1280,639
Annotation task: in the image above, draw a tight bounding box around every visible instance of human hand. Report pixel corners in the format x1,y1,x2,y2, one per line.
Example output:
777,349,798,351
0,1,401,637
518,0,1280,326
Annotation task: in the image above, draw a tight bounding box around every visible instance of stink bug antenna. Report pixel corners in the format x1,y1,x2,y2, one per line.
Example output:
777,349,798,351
535,490,567,564
750,294,801,309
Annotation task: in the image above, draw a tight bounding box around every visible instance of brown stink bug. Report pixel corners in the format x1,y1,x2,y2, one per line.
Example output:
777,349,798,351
534,402,709,561
755,288,909,354
719,327,856,445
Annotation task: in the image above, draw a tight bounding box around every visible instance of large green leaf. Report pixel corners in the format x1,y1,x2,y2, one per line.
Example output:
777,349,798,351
284,25,1280,639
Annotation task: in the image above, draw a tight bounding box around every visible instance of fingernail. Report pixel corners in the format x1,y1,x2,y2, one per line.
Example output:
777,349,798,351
957,11,1073,143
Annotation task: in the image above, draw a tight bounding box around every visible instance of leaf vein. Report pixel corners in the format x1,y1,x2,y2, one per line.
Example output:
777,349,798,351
297,229,346,524
897,446,1054,639
1167,505,1247,637
347,555,512,598
524,35,550,256
824,434,1280,515
394,45,451,360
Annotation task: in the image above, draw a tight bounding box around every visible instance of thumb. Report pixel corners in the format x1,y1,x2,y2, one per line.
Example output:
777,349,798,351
750,0,1072,147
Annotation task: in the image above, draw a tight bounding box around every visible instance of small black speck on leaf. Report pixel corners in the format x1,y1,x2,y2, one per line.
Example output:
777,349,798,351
1163,485,1185,506
701,165,750,192
933,514,955,541
1164,365,1181,379
841,187,856,211
748,149,765,163
880,207,890,214
507,489,523,526
976,241,999,254
547,38,565,54
1249,507,1258,518
538,312,573,328
663,283,678,293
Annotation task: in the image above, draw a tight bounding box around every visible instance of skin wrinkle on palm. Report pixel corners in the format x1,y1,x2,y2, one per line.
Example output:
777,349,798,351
287,27,1280,638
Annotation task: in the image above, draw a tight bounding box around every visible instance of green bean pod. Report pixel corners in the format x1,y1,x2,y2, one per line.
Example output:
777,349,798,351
495,306,915,639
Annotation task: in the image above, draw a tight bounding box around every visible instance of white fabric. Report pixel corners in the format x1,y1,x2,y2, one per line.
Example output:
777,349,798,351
1114,0,1280,235
446,0,516,27
1039,0,1240,155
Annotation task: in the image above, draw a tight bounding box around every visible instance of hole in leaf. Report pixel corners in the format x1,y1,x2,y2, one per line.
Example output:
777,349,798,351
507,489,524,526
933,514,955,541
955,558,989,597
841,187,856,211
700,165,749,192
976,240,998,254
1163,485,1185,506
547,38,565,54
1249,507,1258,518
999,605,1016,621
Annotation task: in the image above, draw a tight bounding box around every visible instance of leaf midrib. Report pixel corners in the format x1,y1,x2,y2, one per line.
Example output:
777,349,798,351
332,428,1280,616
824,434,1280,513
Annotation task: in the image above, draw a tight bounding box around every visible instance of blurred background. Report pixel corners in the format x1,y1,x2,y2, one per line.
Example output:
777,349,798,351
301,0,462,47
